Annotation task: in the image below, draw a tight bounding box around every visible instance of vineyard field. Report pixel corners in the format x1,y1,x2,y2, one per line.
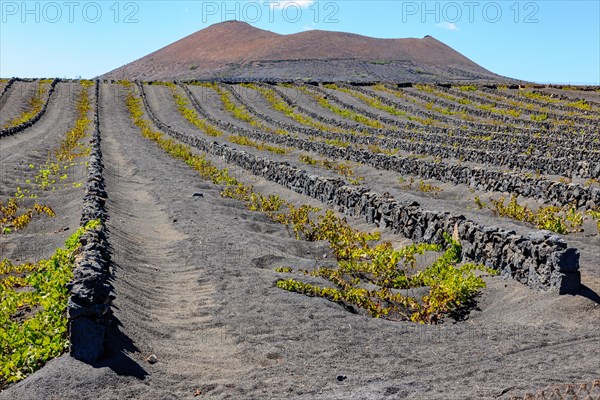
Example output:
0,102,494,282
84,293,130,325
0,80,599,400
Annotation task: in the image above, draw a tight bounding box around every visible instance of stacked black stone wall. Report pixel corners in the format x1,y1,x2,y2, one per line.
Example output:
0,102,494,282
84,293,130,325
67,81,112,363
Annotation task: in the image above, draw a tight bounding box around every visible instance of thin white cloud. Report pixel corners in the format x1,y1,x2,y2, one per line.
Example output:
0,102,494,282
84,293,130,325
302,23,316,31
261,1,315,10
436,22,459,31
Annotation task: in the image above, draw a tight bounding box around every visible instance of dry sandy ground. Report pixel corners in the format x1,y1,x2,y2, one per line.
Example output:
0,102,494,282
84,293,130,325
0,83,599,399
0,82,85,262
0,80,40,127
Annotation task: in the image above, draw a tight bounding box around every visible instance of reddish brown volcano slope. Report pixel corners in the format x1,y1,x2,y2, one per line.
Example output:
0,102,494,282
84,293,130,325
103,21,504,82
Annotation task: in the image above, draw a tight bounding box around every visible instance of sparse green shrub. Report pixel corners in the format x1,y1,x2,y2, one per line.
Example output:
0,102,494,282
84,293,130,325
521,91,559,103
278,234,494,323
488,195,583,234
299,154,363,183
473,196,487,210
2,80,52,129
0,220,100,388
587,209,600,232
418,180,443,198
567,99,591,110
530,113,548,122
227,134,289,154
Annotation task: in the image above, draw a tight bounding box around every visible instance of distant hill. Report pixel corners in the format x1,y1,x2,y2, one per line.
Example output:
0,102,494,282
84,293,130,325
102,21,507,82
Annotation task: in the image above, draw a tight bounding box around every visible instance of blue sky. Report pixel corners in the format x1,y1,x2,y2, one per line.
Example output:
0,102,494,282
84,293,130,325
1,1,599,84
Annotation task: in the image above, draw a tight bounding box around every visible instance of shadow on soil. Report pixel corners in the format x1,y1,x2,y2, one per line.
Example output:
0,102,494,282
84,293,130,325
575,284,600,305
90,258,148,380
92,314,148,380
